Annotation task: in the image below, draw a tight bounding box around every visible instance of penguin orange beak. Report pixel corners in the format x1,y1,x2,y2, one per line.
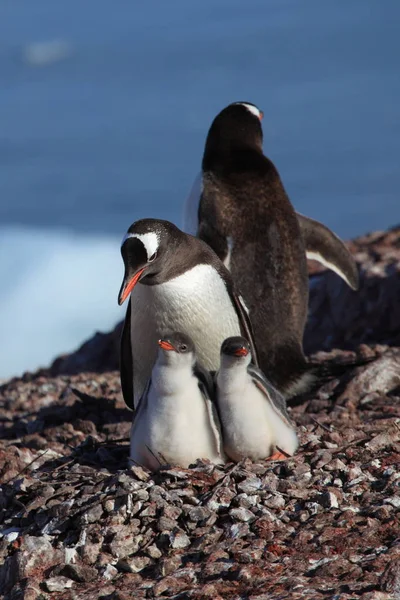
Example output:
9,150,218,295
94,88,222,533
259,110,264,121
234,347,249,357
158,340,176,352
118,268,146,305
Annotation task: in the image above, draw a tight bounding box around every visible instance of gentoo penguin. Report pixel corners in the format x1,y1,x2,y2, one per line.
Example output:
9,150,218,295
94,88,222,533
118,218,258,409
130,332,225,471
184,174,358,290
215,336,298,462
182,101,359,396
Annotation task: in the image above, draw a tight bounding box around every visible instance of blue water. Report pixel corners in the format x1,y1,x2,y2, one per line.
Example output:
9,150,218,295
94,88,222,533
0,0,399,377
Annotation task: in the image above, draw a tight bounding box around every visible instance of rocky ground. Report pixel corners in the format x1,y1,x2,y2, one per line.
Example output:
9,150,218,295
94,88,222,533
0,226,399,600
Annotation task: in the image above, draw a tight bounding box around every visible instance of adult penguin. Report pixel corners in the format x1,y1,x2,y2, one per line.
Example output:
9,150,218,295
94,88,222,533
184,102,358,396
118,218,258,409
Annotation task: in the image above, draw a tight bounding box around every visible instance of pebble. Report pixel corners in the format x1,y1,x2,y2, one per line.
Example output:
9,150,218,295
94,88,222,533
187,506,212,522
157,516,177,532
264,494,285,509
237,476,262,494
384,496,400,508
117,556,151,573
169,529,191,549
305,502,322,515
45,576,74,592
320,491,340,509
229,507,256,522
85,504,103,523
102,563,118,580
146,544,163,560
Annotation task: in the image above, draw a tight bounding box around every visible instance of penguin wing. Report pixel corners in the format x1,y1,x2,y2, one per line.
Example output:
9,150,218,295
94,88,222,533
197,218,230,266
232,293,260,367
120,298,135,410
130,378,150,432
248,364,293,427
297,212,359,290
195,363,224,458
182,171,202,235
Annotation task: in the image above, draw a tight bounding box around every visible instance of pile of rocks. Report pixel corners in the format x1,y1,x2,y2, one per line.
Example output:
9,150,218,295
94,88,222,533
0,226,399,599
306,225,400,353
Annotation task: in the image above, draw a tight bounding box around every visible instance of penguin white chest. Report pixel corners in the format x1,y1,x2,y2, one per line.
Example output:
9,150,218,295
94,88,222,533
130,265,241,404
216,370,275,461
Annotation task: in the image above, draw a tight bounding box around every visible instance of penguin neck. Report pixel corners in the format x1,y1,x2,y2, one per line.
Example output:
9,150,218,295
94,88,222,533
217,359,250,394
151,359,195,395
202,142,263,175
139,237,218,286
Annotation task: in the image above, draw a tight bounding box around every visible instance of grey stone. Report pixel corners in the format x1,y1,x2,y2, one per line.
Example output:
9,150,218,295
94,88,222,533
169,529,190,549
117,556,151,573
229,507,256,522
45,576,74,592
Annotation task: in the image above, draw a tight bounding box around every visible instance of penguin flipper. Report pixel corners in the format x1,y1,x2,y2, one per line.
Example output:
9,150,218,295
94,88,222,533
195,363,224,459
232,293,260,368
120,298,135,410
248,364,294,427
182,171,202,235
195,362,214,397
296,212,359,290
197,216,229,265
130,378,150,431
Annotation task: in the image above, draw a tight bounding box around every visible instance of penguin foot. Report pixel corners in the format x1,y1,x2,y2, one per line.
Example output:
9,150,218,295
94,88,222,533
267,450,289,461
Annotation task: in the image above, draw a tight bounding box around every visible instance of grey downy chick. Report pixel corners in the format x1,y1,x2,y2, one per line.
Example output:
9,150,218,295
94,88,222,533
215,336,298,462
130,332,225,471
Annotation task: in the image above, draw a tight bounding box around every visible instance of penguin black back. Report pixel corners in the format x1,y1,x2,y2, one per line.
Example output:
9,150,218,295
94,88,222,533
199,102,310,396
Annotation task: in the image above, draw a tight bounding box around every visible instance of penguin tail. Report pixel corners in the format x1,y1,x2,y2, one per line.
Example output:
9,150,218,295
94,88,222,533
258,345,375,401
258,345,317,399
310,353,376,385
286,353,377,402
281,366,318,399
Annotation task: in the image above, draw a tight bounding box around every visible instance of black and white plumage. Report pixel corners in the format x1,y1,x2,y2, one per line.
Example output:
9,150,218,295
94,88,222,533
183,101,359,396
296,212,359,289
215,336,298,462
118,218,258,410
130,332,225,471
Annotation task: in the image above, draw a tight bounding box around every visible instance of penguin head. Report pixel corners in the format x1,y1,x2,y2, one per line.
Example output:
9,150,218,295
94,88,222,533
220,336,252,367
203,102,264,162
157,332,196,367
118,219,186,304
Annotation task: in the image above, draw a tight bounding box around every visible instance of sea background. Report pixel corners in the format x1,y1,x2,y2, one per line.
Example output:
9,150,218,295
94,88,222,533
0,0,399,378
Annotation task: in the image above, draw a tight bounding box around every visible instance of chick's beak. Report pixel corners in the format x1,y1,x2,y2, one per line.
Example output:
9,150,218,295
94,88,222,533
118,268,146,305
158,340,176,352
234,347,249,357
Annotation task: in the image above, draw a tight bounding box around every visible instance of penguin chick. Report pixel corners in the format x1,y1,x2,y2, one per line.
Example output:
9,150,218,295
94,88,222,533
215,336,299,462
130,332,225,471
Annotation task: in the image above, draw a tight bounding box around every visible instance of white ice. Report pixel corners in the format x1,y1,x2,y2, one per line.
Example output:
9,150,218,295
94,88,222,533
0,226,124,379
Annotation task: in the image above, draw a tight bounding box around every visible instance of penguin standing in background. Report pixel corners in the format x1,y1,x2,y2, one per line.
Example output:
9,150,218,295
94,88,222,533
118,218,258,409
215,336,298,463
130,332,225,471
183,102,359,396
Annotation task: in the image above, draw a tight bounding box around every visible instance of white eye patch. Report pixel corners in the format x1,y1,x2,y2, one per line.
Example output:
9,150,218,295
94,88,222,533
237,103,262,120
121,232,159,260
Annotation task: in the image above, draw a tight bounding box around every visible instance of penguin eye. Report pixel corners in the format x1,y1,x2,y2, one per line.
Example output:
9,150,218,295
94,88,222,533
148,252,157,263
180,344,187,352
